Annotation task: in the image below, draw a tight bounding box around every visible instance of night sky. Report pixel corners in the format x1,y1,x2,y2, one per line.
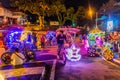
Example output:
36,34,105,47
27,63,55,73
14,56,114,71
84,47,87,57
1,0,109,10
65,0,109,10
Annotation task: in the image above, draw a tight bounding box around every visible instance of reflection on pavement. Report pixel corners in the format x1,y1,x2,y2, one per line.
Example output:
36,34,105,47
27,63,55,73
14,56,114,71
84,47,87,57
0,67,45,79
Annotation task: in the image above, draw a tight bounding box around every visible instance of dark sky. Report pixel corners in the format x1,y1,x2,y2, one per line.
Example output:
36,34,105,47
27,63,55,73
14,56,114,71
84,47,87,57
1,0,109,10
1,0,10,8
65,0,109,10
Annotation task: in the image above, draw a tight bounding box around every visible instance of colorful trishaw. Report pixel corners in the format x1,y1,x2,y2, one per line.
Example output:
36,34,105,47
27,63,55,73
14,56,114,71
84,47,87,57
0,25,36,64
56,27,81,62
87,27,105,56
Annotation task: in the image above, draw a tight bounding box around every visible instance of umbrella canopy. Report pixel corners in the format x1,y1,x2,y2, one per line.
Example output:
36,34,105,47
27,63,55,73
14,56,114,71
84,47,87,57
2,25,24,30
56,28,80,34
89,27,102,33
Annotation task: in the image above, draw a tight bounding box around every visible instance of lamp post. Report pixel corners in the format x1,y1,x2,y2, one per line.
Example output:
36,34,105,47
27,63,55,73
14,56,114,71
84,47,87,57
88,6,93,20
88,5,99,29
95,12,98,28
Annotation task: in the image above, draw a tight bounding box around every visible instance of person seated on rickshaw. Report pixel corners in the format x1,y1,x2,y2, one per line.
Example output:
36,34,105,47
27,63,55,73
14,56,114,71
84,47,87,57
11,48,26,67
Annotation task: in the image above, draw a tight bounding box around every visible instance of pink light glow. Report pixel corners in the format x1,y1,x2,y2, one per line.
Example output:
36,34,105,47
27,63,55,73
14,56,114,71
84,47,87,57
66,44,81,61
84,40,89,48
96,37,103,46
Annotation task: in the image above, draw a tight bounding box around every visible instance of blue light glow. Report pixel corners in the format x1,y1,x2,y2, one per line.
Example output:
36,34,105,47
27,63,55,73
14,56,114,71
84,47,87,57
107,20,113,32
4,27,34,51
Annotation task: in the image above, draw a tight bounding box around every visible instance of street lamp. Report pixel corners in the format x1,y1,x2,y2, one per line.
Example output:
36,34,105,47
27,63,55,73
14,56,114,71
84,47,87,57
88,5,94,20
95,12,98,28
88,5,98,28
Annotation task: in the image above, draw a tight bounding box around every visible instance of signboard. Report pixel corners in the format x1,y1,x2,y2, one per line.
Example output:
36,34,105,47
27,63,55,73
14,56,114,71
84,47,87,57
107,20,113,32
50,21,59,26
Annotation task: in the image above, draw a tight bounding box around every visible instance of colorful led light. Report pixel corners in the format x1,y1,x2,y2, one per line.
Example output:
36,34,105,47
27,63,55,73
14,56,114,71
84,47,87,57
65,44,81,61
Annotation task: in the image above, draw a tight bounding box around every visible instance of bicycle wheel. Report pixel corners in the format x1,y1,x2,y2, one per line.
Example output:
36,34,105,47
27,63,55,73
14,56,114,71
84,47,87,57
1,52,11,64
26,51,36,61
60,52,66,66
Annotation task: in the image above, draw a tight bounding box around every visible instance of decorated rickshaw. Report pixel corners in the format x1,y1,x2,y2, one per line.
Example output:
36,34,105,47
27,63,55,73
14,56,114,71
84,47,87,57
101,42,114,60
0,25,36,64
87,27,114,60
87,27,105,56
56,27,81,62
107,31,120,58
108,31,120,43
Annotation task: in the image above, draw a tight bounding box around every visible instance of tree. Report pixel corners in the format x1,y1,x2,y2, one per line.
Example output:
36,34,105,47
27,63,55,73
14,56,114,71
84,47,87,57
50,0,86,26
11,0,86,27
73,6,87,26
11,0,50,29
49,0,66,26
99,0,118,16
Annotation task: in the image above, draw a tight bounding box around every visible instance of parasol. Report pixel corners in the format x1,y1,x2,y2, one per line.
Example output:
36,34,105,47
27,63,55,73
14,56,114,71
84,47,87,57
56,28,80,34
89,27,103,33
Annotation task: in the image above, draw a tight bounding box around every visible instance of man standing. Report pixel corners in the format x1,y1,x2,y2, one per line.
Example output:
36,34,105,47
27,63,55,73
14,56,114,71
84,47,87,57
40,34,45,48
56,30,66,58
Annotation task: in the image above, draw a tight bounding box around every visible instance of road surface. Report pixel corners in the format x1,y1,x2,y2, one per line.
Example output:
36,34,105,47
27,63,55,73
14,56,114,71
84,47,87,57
55,57,120,80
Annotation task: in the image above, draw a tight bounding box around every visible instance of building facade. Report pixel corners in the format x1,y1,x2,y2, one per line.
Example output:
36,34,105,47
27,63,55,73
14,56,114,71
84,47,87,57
0,2,26,25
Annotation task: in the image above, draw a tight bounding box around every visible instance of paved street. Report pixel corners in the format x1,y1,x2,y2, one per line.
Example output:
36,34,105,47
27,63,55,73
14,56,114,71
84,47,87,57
1,46,120,80
55,57,120,80
0,46,58,80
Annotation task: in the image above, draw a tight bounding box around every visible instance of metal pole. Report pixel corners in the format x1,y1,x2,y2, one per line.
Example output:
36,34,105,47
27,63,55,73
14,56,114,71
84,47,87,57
96,12,98,28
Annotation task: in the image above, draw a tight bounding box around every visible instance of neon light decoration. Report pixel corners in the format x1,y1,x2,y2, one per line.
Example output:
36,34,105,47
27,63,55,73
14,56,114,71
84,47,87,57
88,28,105,46
66,44,81,61
46,31,56,45
4,27,34,52
5,30,22,51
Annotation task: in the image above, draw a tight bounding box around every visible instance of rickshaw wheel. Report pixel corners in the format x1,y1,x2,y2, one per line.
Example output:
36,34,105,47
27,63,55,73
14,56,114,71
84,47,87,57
103,50,113,61
1,52,11,64
59,52,66,66
26,51,36,61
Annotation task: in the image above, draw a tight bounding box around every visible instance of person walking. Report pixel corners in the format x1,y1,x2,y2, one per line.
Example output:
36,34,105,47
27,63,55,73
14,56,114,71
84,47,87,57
56,30,66,58
40,34,45,48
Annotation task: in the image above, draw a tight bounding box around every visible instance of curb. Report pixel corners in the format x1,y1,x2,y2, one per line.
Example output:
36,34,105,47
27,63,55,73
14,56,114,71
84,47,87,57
101,55,119,67
113,58,120,65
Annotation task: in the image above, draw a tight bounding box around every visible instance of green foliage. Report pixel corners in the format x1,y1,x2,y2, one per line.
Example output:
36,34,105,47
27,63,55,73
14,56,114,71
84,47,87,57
10,0,86,26
50,0,86,25
11,0,49,16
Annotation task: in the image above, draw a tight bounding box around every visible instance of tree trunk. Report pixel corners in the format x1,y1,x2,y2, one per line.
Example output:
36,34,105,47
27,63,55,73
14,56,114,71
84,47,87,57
59,21,63,26
38,16,44,30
